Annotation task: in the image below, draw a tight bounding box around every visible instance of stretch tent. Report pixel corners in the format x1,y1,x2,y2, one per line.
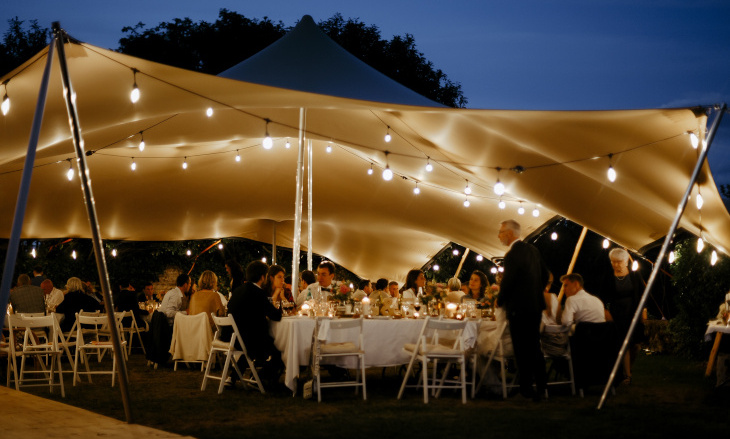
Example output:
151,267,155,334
0,23,728,282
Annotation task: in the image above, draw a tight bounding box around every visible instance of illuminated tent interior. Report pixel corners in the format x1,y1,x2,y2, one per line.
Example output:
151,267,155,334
0,18,728,282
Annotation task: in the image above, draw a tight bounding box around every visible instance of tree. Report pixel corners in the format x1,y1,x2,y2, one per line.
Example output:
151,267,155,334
0,17,49,77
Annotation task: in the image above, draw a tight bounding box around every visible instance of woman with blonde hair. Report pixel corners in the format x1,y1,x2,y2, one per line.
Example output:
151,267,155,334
55,276,103,332
187,270,225,327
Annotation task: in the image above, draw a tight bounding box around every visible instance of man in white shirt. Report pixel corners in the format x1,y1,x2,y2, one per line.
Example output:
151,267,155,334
296,261,339,306
558,273,606,327
40,279,64,312
159,274,192,325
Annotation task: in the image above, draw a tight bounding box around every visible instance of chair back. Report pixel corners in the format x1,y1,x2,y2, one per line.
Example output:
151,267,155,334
422,317,468,350
17,313,62,352
316,316,364,349
76,314,114,344
210,314,248,355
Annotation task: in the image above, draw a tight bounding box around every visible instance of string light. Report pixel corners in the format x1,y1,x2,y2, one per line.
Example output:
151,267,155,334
131,158,137,171
206,107,213,117
433,264,440,271
607,153,617,182
261,257,267,263
130,68,140,103
668,250,675,263
696,190,704,210
413,182,420,194
689,131,699,149
235,150,241,162
517,202,524,215
383,152,393,180
602,239,610,249
498,198,506,210
263,119,273,149
494,169,505,195
551,232,558,240
490,267,498,274
285,138,291,149
186,249,192,256
697,237,704,253
384,126,392,142
463,196,470,207
182,157,188,170
218,243,224,250
66,160,74,181
1,80,10,116
631,260,639,271
498,266,504,273
367,164,373,175
326,142,332,153
111,248,117,257
72,250,77,260
476,254,483,262
453,249,460,256
532,206,540,217
138,132,145,152
425,158,433,172
711,250,718,266
31,248,36,258
464,180,471,195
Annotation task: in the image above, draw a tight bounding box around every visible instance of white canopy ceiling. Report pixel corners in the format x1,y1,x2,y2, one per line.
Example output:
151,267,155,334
0,24,727,282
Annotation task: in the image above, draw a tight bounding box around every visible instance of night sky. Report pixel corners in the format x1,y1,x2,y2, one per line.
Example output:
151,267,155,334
3,0,730,185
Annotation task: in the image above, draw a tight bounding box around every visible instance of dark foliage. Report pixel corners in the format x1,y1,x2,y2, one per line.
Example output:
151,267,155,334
0,17,50,77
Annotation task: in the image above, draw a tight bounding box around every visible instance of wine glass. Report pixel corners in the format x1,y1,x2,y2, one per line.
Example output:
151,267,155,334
413,301,422,315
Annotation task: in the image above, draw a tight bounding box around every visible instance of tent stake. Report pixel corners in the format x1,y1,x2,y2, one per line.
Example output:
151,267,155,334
52,22,133,422
597,104,727,409
0,34,55,330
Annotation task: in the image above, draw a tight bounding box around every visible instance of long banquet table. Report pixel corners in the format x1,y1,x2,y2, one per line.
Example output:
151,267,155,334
270,316,490,392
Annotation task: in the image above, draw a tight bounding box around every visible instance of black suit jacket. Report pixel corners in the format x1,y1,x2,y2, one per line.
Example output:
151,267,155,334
227,281,282,360
497,240,550,317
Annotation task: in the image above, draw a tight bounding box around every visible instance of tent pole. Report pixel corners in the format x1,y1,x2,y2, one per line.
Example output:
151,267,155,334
307,138,313,270
0,39,55,331
556,226,588,307
272,223,277,265
292,108,305,286
454,248,470,278
51,23,133,422
598,104,727,409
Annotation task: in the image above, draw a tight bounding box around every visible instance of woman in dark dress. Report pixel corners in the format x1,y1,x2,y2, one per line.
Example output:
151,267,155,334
599,248,645,385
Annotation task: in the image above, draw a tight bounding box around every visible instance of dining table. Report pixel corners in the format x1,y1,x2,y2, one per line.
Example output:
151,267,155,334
269,315,491,392
704,320,730,377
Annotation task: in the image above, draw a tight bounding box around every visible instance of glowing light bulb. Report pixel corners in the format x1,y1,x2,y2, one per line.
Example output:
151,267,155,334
453,249,459,256
602,239,610,249
384,132,392,142
285,139,291,149
490,267,497,274
690,132,699,149
72,250,77,260
182,158,188,170
206,107,213,117
31,248,36,258
494,179,505,196
131,159,137,171
464,198,470,207
186,249,192,256
413,185,420,195
326,144,332,153
425,160,433,172
111,248,117,257
498,266,504,273
668,250,675,263
476,254,483,262
711,250,718,266
697,237,704,253
532,208,539,217
235,151,241,162
130,85,140,103
367,165,373,175
498,200,506,210
464,183,471,195
138,139,145,152
263,136,273,149
1,94,9,115
218,243,223,250
433,264,440,271
517,205,525,215
261,257,267,263
551,232,558,240
631,260,639,271
382,166,393,181
696,193,704,210
66,166,74,181
607,165,617,182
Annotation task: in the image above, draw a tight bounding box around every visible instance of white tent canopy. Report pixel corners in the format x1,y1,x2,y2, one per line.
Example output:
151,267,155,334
0,22,727,282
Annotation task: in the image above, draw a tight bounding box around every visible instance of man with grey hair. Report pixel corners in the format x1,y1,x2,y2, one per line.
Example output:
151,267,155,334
10,274,46,313
497,219,550,401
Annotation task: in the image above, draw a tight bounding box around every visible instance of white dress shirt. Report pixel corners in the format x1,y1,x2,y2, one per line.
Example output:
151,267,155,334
561,289,606,327
159,286,186,325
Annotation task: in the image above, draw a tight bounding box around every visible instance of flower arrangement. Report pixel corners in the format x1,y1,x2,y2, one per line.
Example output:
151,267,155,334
420,281,448,305
331,283,353,304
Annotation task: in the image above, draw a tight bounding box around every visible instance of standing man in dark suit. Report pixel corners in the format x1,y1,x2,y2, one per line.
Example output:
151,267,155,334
496,219,550,401
227,260,283,388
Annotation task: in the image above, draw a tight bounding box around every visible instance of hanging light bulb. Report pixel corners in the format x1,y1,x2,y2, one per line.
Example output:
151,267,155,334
532,207,539,217
607,153,616,182
433,264,440,271
689,131,699,149
262,119,273,149
464,196,470,208
235,150,241,162
498,266,504,273
367,164,374,175
186,249,192,256
551,232,558,241
182,157,188,170
72,250,77,260
413,182,420,195
261,257,267,263
494,179,505,196
285,138,291,149
453,249,460,256
138,132,145,152
111,248,117,257
326,143,332,153
476,254,483,262
464,181,471,195
218,243,224,250
517,202,524,215
425,158,433,172
697,237,704,253
490,267,498,274
382,166,393,181
498,199,506,210
130,68,140,103
711,250,718,266
31,248,36,258
696,193,704,210
1,82,10,115
602,238,610,249
631,260,639,271
131,158,137,171
668,250,675,263
206,107,213,117
66,161,74,181
384,126,392,143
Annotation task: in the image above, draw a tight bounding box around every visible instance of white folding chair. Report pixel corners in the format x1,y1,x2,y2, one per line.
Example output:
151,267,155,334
202,314,265,394
398,317,468,404
4,314,24,390
312,316,367,402
10,313,66,397
170,312,212,371
541,324,576,396
119,310,147,356
73,313,127,387
473,321,519,399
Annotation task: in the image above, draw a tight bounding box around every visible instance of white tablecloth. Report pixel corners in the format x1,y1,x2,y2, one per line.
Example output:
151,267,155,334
270,316,487,391
705,321,730,341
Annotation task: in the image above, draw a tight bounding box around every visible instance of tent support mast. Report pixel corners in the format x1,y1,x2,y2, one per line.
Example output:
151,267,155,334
292,108,306,285
307,139,313,270
52,23,133,422
0,36,55,331
598,103,727,409
272,223,277,265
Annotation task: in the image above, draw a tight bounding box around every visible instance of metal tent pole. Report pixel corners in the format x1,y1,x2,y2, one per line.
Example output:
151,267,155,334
307,138,313,270
292,108,305,284
52,22,133,422
0,39,56,331
598,104,727,409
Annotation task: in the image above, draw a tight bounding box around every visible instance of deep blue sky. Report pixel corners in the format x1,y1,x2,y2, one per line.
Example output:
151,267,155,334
3,0,730,186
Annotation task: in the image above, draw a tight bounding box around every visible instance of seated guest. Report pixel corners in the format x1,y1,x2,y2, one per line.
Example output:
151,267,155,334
83,280,104,304
558,273,606,327
9,274,45,314
225,259,245,292
137,281,159,303
446,277,464,303
159,274,192,326
41,279,65,312
297,261,339,305
388,281,400,299
462,270,493,309
56,277,103,333
227,260,283,388
114,279,147,326
542,273,559,326
299,270,316,295
369,278,390,303
187,270,225,328
265,265,294,303
400,269,425,303
352,279,372,301
31,265,47,287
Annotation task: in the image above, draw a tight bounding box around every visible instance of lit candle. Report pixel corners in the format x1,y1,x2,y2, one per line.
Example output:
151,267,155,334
362,297,371,316
301,303,311,317
446,302,457,318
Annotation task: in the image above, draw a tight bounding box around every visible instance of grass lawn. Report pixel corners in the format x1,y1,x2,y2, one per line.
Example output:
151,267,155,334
11,350,730,439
